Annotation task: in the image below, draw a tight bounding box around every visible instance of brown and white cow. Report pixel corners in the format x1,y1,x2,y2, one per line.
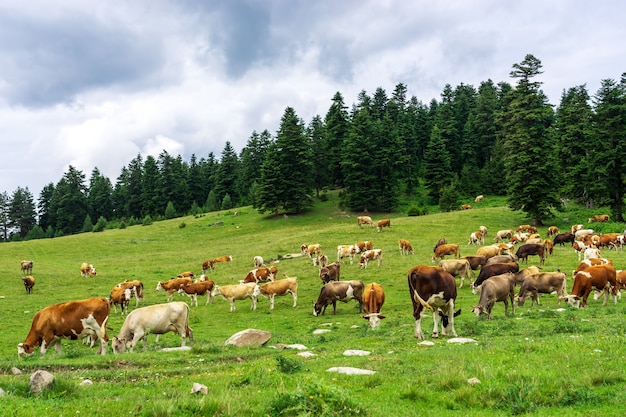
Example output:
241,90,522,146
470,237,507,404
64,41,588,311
22,276,35,294
305,244,322,259
242,267,275,283
20,260,33,275
468,231,484,245
589,214,610,223
398,239,414,255
376,219,391,232
111,302,192,353
407,265,459,340
320,262,341,284
570,224,584,234
438,259,472,288
461,204,472,210
80,262,97,277
313,280,364,316
547,226,559,237
563,264,618,308
18,297,110,357
357,216,374,228
116,280,145,307
178,280,215,306
156,277,193,302
494,230,513,243
213,255,233,264
316,253,329,269
362,282,385,329
109,286,134,315
212,282,259,312
337,244,358,264
254,276,298,310
354,241,374,253
359,249,383,269
515,271,567,307
201,259,215,274
471,273,515,320
432,243,460,262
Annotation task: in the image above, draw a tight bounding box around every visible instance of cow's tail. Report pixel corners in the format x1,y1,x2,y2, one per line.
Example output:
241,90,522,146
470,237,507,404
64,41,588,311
100,315,109,341
413,290,435,312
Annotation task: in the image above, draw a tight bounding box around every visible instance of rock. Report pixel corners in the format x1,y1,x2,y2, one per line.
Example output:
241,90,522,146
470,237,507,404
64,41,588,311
80,379,93,386
313,329,331,335
467,377,481,385
418,341,435,346
343,350,371,356
191,383,208,395
225,329,271,347
11,367,22,375
276,344,308,350
326,367,376,375
447,337,478,344
30,370,54,393
161,346,192,352
297,352,316,358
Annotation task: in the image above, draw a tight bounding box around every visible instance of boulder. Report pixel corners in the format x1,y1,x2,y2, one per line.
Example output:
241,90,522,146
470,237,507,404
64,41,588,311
191,383,208,395
225,329,271,347
30,370,54,393
326,367,376,375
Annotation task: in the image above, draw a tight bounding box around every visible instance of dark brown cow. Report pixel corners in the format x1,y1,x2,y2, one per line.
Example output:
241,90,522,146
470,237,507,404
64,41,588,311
462,256,488,275
22,276,35,294
472,262,520,292
553,233,575,246
17,297,110,357
319,262,340,284
407,265,459,340
515,271,567,307
564,264,618,308
313,280,364,316
515,243,545,265
432,244,460,262
362,282,385,329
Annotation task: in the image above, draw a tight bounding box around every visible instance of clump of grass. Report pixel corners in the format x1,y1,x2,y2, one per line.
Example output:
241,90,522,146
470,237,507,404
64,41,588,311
269,381,366,416
275,354,303,374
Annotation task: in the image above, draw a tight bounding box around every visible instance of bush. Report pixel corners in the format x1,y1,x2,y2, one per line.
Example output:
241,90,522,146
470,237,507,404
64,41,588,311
142,215,153,226
93,216,107,232
179,222,186,229
407,205,428,216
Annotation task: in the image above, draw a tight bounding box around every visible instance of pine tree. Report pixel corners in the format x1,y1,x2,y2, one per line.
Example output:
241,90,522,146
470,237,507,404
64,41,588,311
9,187,37,238
307,116,328,197
49,166,88,235
87,168,114,222
324,92,349,187
213,142,240,205
37,183,55,232
141,155,161,216
423,125,452,201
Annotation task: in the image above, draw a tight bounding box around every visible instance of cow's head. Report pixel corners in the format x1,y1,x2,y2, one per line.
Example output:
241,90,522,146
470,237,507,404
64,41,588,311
515,293,531,307
471,305,484,317
363,313,386,329
17,342,33,358
561,294,581,308
111,337,127,354
313,302,323,317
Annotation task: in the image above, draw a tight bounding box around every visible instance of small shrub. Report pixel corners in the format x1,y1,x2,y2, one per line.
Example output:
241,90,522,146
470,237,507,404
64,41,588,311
179,222,186,229
118,221,127,229
93,216,107,232
319,193,328,202
269,381,366,416
142,215,153,226
275,355,303,374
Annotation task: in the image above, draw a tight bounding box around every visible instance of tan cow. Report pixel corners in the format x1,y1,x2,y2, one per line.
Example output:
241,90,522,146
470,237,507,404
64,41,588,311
254,276,298,310
589,214,610,223
438,259,472,288
474,195,484,203
432,244,460,262
212,283,259,312
305,244,322,259
398,239,414,255
476,244,504,259
357,216,374,228
20,260,33,275
376,219,391,232
547,226,559,237
354,241,374,253
362,282,385,329
253,256,264,268
80,263,97,277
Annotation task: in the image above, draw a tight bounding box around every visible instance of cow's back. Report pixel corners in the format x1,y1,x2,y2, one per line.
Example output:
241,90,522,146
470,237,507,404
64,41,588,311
123,302,189,333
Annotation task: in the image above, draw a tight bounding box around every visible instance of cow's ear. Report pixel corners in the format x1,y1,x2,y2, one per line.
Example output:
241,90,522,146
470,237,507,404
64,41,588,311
362,315,370,321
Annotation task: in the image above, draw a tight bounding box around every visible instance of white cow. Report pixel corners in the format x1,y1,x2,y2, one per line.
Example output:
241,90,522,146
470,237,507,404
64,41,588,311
212,282,259,312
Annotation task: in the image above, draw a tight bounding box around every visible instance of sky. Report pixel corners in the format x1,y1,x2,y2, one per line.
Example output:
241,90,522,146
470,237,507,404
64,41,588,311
0,0,624,198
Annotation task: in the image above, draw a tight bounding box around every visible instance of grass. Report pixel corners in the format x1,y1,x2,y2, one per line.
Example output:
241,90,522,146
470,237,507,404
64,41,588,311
1,193,626,416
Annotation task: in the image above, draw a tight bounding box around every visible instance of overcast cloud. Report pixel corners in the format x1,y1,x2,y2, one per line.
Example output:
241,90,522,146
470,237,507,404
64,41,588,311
0,0,624,197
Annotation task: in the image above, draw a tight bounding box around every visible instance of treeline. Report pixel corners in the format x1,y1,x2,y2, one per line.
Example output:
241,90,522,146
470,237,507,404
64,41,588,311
1,54,625,241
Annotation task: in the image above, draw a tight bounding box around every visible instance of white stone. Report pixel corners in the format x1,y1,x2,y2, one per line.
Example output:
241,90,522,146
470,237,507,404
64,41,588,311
0,388,4,396
161,346,192,352
30,370,54,393
297,352,316,358
313,329,331,335
280,344,308,350
225,329,271,347
343,350,370,356
326,367,376,375
191,383,208,395
447,338,478,344
418,341,435,346
467,377,481,385
11,367,21,375
80,379,93,386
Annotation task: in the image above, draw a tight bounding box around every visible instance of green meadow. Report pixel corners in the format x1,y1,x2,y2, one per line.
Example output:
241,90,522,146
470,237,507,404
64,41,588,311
1,194,626,416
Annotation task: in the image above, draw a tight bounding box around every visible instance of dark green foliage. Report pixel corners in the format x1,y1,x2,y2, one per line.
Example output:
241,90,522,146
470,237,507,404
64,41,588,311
423,125,452,199
49,166,88,235
205,190,219,212
164,201,177,219
9,186,36,238
439,184,460,212
220,193,232,210
81,214,93,232
142,214,153,226
93,216,107,232
274,355,303,374
87,168,114,223
324,92,349,187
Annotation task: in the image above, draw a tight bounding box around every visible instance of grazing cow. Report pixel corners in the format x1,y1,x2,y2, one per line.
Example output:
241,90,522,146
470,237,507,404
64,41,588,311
242,267,275,283
468,231,484,245
357,216,374,228
570,224,584,234
398,239,414,255
554,233,575,246
516,271,567,307
111,302,192,353
80,263,97,277
584,247,602,260
572,241,588,261
597,233,621,251
479,225,488,237
462,256,488,276
512,266,542,286
563,264,618,308
22,275,35,294
432,244,460,262
305,244,322,259
109,287,133,315
589,214,610,223
407,265,459,340
376,219,391,232
362,283,385,329
254,276,298,310
433,237,448,251
573,258,613,278
543,239,555,256
212,282,259,312
438,259,472,288
213,255,233,264
461,204,472,210
486,254,519,265
20,260,33,275
359,249,383,269
156,277,193,302
471,273,515,320
178,280,215,307
476,244,504,259
475,195,484,203
337,244,358,264
300,244,308,255
313,280,364,316
547,226,559,237
177,271,195,280
116,280,145,307
525,237,543,245
17,297,110,358
516,224,533,233
472,262,519,293
316,253,329,269
253,256,264,268
319,262,341,284
575,229,594,240
201,259,215,274
354,241,374,253
515,243,545,265
494,230,513,243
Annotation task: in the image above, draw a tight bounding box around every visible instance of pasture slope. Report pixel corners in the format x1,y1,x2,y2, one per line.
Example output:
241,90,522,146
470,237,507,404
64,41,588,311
0,194,625,416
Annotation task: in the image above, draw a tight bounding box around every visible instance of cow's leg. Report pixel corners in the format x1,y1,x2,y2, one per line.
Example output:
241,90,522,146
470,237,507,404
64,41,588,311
229,299,236,312
431,310,440,338
332,301,337,315
251,296,257,310
269,295,275,310
291,291,297,308
205,293,211,305
413,309,424,340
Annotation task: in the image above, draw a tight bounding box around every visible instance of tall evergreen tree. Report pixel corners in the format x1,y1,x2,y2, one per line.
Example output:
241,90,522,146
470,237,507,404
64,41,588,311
125,155,144,219
187,154,209,210
324,92,349,187
9,187,36,238
213,142,240,206
238,130,272,204
500,54,558,225
307,116,328,197
423,125,452,201
87,168,114,222
141,155,161,216
50,166,88,234
37,183,55,232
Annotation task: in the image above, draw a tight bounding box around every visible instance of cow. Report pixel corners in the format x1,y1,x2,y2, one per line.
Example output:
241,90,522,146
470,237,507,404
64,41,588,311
479,225,488,237
316,253,329,269
475,195,484,203
80,263,97,277
433,237,448,252
575,229,594,240
494,230,513,242
573,241,588,261
242,267,275,283
201,259,215,274
354,241,374,253
253,256,264,268
486,254,519,265
570,224,584,234
598,233,621,251
376,219,391,232
156,277,193,302
362,282,385,329
543,239,555,256
563,264,618,308
254,276,298,310
111,302,192,353
476,244,504,259
399,239,414,255
515,271,567,307
337,244,358,264
17,297,110,358
432,243,460,262
22,275,35,294
468,231,484,245
584,247,602,260
212,282,259,312
177,271,195,280
462,256,488,276
554,233,575,246
515,243,545,265
573,258,613,278
359,249,383,269
516,224,533,233
300,244,308,255
319,262,340,284
20,260,33,275
305,244,322,259
471,273,515,320
547,226,559,237
177,280,215,307
213,255,233,263
407,265,459,340
357,216,374,228
109,286,133,315
116,280,145,307
313,280,364,316
472,262,519,293
438,259,472,288
461,204,472,210
589,214,610,223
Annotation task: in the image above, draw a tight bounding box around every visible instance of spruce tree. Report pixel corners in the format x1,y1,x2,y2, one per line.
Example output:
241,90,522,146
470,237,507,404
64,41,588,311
423,125,452,201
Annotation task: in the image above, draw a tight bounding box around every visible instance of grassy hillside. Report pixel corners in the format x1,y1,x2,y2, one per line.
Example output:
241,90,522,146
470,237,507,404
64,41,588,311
1,194,625,416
